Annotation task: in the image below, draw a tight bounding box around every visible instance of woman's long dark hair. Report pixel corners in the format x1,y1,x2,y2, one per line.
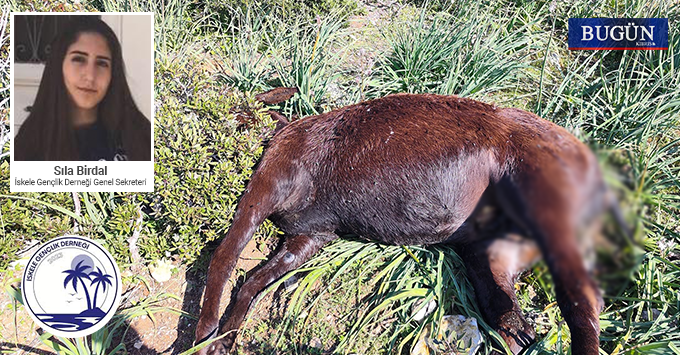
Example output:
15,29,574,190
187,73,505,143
14,16,151,161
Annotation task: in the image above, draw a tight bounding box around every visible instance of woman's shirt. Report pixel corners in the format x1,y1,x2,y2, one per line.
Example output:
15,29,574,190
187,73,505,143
74,120,127,161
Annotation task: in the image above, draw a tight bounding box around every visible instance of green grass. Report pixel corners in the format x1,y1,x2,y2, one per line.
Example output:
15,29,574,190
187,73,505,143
1,0,679,354
369,4,533,99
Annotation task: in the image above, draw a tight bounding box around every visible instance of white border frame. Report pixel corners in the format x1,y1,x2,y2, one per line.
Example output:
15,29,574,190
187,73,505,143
9,12,155,193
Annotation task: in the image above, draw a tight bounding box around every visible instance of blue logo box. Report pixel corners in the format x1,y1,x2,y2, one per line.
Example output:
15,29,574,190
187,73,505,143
569,18,668,50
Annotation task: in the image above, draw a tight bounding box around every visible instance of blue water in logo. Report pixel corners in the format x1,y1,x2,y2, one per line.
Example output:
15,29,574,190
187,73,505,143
36,308,105,331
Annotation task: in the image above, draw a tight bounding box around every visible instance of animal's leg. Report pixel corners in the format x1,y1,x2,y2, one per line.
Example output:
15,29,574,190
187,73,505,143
536,226,602,355
195,173,278,353
495,176,604,355
460,234,540,354
203,233,335,355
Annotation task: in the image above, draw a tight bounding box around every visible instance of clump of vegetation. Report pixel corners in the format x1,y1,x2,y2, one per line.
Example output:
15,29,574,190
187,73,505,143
369,6,531,98
151,57,280,264
189,0,362,32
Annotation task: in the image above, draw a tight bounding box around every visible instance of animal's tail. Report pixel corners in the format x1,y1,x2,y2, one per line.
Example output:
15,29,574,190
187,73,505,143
256,87,298,132
231,87,298,130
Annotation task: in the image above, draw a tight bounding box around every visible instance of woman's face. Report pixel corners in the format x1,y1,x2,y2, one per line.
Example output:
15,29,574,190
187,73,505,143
62,32,112,114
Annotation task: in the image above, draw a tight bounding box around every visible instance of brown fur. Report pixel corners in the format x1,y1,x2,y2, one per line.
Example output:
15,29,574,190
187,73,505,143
194,93,608,355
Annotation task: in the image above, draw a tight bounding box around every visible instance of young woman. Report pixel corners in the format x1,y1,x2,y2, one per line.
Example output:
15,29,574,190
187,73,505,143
14,16,151,161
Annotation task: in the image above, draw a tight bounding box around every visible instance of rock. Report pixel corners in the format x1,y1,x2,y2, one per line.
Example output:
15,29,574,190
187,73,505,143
309,337,323,349
149,259,175,283
411,315,483,355
411,299,437,323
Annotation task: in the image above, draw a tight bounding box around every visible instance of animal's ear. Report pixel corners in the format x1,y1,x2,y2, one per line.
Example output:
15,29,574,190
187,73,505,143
255,87,299,105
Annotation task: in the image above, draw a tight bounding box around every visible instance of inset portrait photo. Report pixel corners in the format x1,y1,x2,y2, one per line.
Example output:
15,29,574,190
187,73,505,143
10,13,154,192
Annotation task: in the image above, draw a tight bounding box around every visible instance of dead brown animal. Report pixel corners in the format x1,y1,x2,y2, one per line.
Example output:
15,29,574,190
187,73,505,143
195,89,620,355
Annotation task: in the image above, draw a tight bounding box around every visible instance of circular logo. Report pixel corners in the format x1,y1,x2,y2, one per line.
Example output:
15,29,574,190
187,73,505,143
22,235,122,338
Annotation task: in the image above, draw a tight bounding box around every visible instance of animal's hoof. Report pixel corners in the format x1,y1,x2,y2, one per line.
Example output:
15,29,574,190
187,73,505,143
496,311,536,354
194,323,219,355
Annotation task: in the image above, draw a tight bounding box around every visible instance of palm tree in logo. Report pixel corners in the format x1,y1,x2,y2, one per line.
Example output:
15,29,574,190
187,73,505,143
89,267,113,309
63,260,93,310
